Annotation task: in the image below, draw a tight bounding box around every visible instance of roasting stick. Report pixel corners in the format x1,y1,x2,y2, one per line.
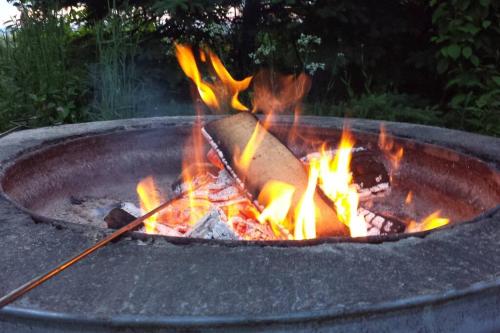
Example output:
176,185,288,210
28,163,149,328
0,199,174,309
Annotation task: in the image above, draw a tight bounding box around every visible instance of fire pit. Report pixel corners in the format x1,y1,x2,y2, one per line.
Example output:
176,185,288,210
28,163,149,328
0,115,498,243
0,116,499,332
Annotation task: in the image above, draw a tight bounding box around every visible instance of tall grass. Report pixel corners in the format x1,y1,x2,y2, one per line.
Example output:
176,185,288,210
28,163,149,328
90,6,145,120
0,4,88,131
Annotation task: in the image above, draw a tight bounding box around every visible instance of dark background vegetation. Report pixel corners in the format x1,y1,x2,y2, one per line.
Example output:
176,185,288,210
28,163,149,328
0,0,499,135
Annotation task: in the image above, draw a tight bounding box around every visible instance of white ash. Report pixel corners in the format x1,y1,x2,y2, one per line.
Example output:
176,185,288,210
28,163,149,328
120,202,142,217
186,208,239,240
207,169,234,190
209,185,241,202
173,173,215,195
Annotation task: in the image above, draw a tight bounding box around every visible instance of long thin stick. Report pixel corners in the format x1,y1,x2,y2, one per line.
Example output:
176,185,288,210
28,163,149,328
0,199,173,309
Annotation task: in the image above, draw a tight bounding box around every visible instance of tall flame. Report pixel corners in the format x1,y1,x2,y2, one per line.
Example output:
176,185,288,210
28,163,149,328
175,43,252,112
254,129,367,239
317,130,367,237
208,50,252,111
175,44,219,109
294,159,319,240
136,176,162,234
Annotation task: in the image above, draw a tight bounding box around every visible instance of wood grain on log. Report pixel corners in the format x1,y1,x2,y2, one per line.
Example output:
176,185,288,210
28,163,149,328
202,112,349,237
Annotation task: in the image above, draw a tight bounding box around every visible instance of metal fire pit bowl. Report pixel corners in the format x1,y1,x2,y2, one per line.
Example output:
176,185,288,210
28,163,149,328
0,116,499,332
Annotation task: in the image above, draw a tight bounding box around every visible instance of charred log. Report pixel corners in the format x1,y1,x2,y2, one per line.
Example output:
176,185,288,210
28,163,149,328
104,208,137,230
358,208,406,236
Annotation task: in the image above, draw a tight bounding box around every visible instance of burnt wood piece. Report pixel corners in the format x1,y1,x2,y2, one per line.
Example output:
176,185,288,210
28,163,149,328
358,208,406,236
351,150,390,192
104,208,137,230
202,112,349,237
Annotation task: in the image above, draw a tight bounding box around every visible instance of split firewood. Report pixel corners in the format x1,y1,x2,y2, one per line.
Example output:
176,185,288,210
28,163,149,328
202,112,349,237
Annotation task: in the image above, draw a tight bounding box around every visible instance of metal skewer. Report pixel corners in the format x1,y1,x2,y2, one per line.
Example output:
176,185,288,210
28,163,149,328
0,199,173,309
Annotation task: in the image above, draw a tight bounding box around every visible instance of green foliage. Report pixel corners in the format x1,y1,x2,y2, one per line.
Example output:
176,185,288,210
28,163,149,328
306,93,442,126
1,0,498,136
430,0,500,135
0,3,89,131
90,6,143,120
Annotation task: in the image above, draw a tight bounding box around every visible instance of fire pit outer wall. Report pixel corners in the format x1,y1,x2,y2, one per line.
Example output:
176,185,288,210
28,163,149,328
0,116,498,333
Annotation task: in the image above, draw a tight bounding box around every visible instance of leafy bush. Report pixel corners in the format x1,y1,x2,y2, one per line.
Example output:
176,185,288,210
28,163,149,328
0,0,498,136
306,93,442,126
431,0,500,135
0,3,88,131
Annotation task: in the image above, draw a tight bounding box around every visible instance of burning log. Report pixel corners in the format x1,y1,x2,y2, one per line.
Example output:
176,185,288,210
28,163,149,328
202,112,349,237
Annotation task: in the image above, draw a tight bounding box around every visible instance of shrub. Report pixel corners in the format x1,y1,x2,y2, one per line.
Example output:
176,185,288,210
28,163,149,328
431,0,500,135
0,3,88,131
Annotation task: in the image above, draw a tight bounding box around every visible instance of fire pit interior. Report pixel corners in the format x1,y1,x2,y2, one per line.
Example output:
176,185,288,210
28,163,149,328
1,118,498,242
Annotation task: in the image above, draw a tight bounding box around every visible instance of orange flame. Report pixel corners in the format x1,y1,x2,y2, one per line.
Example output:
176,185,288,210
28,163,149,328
317,129,367,237
136,176,162,234
257,180,295,238
251,70,311,115
294,159,319,240
175,43,252,112
255,128,368,239
407,210,450,232
175,44,219,110
233,119,270,176
405,191,413,204
378,124,404,170
208,50,253,111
